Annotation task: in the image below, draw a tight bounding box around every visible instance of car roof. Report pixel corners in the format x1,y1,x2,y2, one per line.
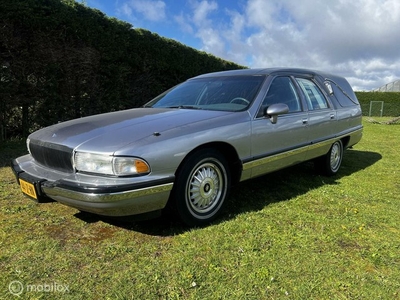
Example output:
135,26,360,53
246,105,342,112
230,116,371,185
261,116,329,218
192,68,357,105
193,68,339,80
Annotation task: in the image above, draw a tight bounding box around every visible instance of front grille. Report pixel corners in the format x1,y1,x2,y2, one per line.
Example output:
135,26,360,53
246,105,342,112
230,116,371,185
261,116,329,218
29,140,74,173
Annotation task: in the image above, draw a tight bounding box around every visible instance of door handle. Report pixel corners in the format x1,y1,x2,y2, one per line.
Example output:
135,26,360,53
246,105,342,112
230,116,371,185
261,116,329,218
330,114,335,119
302,118,308,124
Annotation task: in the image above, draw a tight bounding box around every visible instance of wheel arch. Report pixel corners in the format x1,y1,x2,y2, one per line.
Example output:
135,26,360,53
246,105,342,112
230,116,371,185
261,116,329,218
175,142,243,185
341,136,351,149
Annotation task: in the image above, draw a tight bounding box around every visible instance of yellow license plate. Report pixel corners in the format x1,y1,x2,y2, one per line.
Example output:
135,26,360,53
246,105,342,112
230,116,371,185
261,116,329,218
19,179,37,200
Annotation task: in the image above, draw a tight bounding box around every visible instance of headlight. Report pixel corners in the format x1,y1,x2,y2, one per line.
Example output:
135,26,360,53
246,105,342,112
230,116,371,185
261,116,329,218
74,152,150,176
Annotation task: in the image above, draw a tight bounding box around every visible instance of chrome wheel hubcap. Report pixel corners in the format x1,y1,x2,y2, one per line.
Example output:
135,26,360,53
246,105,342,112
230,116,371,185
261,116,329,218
187,162,223,214
330,142,342,171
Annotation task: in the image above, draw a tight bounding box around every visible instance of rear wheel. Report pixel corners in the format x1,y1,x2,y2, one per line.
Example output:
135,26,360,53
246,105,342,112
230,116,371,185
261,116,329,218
315,140,343,176
173,149,230,226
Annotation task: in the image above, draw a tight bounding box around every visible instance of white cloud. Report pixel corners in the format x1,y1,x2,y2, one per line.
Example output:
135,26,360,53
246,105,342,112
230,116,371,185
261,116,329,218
174,12,194,34
245,0,281,29
182,1,226,55
286,0,400,64
119,0,166,22
192,0,218,26
188,0,400,90
197,27,224,54
222,10,250,64
341,59,400,91
120,3,133,17
117,0,400,90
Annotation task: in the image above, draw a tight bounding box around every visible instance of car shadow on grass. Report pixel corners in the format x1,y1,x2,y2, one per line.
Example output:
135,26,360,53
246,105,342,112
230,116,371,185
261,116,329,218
73,149,381,236
220,149,382,221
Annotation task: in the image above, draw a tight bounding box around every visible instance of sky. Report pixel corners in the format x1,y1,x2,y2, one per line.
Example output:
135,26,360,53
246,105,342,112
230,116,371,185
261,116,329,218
83,0,400,91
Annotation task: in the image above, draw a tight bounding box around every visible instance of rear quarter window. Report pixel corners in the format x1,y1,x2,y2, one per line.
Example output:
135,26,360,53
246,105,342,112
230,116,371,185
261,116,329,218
296,78,329,110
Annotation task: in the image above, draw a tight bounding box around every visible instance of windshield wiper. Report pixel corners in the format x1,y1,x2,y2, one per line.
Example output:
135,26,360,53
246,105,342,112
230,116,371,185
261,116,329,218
167,105,203,110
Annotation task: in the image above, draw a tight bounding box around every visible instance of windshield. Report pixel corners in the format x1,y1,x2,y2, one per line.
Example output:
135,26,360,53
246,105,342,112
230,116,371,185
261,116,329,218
145,75,265,111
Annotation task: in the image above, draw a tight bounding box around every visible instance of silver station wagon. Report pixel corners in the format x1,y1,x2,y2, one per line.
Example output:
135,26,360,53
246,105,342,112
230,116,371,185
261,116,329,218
12,68,363,226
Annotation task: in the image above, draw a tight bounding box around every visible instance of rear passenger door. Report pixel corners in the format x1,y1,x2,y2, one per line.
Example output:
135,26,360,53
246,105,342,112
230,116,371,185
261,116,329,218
295,77,337,159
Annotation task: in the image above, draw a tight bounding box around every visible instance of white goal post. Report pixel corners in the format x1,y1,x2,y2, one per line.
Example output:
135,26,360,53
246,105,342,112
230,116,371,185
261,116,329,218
369,101,384,117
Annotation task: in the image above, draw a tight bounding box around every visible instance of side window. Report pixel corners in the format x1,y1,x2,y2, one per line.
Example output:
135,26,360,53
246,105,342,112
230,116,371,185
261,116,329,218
261,77,301,113
296,78,329,110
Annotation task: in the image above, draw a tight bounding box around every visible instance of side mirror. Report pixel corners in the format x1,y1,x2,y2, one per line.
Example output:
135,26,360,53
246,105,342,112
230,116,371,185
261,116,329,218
266,103,289,124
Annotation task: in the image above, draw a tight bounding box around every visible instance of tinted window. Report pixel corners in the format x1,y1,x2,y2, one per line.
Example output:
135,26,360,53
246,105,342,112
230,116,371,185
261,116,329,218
262,77,301,113
296,78,329,110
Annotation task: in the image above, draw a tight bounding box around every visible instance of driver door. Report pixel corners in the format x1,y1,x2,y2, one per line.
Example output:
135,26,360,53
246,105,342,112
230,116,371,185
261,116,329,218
249,76,310,177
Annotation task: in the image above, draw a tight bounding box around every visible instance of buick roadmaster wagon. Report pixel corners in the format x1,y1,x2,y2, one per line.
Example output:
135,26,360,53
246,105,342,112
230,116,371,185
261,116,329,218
12,68,363,226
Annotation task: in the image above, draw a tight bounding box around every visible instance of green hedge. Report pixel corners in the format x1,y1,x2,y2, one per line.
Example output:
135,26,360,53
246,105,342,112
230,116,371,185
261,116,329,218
355,92,400,117
0,0,245,140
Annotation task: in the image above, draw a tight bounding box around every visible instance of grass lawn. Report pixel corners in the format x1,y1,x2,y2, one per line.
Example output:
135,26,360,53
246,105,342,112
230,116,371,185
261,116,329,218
1,118,399,299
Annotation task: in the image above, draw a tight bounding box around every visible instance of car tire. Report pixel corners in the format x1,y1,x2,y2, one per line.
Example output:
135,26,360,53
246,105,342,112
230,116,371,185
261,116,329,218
172,149,230,227
315,140,343,176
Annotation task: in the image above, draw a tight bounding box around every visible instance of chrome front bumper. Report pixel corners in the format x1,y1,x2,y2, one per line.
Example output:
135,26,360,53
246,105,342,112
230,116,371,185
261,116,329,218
11,155,174,217
41,181,173,216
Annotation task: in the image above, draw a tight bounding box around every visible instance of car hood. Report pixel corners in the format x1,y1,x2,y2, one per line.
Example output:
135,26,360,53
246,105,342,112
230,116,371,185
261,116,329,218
29,108,234,154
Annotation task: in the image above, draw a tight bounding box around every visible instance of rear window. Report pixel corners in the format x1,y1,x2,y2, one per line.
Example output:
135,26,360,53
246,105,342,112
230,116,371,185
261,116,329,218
331,83,360,107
